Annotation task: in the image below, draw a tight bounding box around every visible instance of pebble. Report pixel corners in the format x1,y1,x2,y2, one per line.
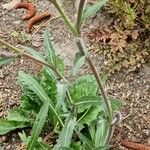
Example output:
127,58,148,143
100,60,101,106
5,144,11,150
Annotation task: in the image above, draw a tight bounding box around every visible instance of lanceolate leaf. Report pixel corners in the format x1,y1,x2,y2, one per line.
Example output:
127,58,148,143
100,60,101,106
95,119,108,147
0,56,15,66
44,29,55,64
72,52,85,75
7,108,32,123
75,130,94,150
61,147,75,150
0,120,29,135
93,146,111,150
24,47,45,62
53,116,76,150
18,71,63,126
55,83,67,112
26,101,49,150
82,0,108,21
77,106,101,125
74,96,103,107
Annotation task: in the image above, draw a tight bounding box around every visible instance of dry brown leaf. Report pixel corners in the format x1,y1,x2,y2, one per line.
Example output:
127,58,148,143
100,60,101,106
2,0,22,10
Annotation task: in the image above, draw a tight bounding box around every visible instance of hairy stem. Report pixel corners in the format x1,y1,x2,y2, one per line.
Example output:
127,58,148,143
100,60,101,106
51,0,79,37
76,0,87,34
76,38,112,122
0,39,63,79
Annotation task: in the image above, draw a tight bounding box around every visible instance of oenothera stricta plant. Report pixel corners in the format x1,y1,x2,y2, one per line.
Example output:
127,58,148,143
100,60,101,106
0,0,124,149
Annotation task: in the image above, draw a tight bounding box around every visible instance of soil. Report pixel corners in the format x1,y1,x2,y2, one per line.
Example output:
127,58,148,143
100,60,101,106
0,0,150,150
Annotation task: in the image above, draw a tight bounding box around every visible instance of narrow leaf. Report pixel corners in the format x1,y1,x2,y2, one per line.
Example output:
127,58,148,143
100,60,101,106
55,83,67,112
24,47,45,62
0,120,29,135
26,101,49,150
93,146,111,150
82,0,108,21
53,116,76,150
72,52,85,75
0,56,15,66
75,130,94,150
77,106,101,125
44,29,55,64
95,119,108,147
7,108,32,123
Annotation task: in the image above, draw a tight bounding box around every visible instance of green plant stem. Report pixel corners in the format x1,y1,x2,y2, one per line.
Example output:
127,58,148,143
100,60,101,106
76,38,112,122
0,39,63,79
0,38,74,107
76,0,87,34
51,0,79,37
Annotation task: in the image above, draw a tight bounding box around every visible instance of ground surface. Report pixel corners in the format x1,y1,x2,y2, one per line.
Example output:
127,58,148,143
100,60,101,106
0,0,150,150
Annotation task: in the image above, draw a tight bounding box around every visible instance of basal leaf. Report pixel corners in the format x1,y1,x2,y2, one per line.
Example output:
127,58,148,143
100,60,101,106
61,147,75,150
69,75,98,112
55,83,67,112
109,98,125,112
19,130,29,145
53,116,76,150
7,108,32,123
72,52,85,75
24,47,45,62
0,120,29,135
18,71,63,126
75,130,94,150
82,0,108,21
77,106,101,126
55,56,65,75
26,101,49,150
75,96,102,107
93,146,111,150
36,141,52,150
95,119,108,147
44,29,55,64
0,56,15,66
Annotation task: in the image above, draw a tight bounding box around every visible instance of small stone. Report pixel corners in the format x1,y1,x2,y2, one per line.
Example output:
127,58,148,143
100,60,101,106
5,144,11,150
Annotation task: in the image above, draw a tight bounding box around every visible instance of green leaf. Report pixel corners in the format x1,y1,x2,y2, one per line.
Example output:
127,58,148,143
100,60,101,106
26,101,49,150
72,52,85,75
75,96,102,107
95,119,108,147
53,116,76,150
93,146,111,150
36,141,52,150
0,56,15,66
44,29,55,64
55,83,67,112
75,130,94,150
82,0,108,21
24,47,45,62
44,67,57,81
0,120,29,135
20,95,41,113
7,108,32,123
55,56,65,75
19,130,29,145
77,106,101,125
109,98,125,112
18,71,63,126
69,75,98,112
61,147,75,150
